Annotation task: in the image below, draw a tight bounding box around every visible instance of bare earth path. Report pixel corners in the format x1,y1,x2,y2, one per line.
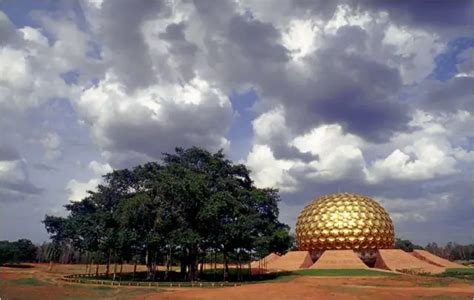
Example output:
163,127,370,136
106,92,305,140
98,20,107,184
1,263,473,300
134,276,473,300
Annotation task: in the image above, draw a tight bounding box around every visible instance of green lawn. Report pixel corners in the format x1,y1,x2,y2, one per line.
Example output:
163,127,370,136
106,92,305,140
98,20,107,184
438,268,474,280
74,268,398,287
11,278,48,286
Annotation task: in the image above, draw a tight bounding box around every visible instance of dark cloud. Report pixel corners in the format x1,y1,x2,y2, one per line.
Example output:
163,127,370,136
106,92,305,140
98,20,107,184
159,22,198,81
32,162,58,171
96,0,167,90
0,11,23,47
355,0,474,34
260,25,407,143
421,76,474,113
0,145,20,161
228,15,289,63
292,0,340,20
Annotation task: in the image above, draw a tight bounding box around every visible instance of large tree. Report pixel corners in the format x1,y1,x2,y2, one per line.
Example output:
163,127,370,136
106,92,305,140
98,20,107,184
43,147,292,281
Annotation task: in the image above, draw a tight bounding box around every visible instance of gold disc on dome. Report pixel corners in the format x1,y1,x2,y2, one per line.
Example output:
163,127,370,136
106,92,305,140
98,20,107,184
296,193,394,251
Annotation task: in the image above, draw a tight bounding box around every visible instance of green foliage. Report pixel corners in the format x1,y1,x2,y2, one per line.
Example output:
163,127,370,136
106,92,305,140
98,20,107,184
42,147,292,281
0,239,37,264
394,238,424,252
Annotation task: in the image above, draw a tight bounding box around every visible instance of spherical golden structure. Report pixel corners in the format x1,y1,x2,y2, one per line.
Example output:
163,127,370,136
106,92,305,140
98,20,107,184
296,193,394,251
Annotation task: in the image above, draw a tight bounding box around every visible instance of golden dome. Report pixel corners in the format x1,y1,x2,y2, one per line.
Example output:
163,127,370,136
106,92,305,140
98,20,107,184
296,193,394,251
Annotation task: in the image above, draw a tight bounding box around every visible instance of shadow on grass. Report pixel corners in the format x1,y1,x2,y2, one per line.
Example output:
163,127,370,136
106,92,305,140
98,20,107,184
74,268,398,287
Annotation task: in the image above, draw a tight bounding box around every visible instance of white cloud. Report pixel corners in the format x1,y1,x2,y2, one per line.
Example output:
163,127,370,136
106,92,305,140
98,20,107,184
88,160,113,176
252,107,289,143
366,110,473,182
0,47,31,89
66,178,100,202
0,160,27,183
282,19,319,60
76,72,232,164
292,124,367,181
245,144,299,192
40,132,62,160
382,24,444,83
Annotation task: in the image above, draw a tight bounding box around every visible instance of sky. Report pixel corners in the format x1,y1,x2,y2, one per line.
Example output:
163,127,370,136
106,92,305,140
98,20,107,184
0,0,473,246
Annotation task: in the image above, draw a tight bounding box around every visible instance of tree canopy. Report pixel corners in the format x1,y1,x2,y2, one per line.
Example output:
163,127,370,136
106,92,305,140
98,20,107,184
43,147,292,281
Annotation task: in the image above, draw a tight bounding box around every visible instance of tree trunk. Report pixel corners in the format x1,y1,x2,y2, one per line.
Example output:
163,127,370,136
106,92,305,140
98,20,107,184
95,262,99,276
213,250,217,281
165,247,171,280
84,253,89,274
89,259,93,276
151,252,157,281
180,253,187,280
105,250,111,276
187,246,199,281
199,256,204,276
119,261,123,280
112,257,118,282
237,251,241,281
223,250,229,281
133,259,137,280
248,259,251,279
146,249,153,280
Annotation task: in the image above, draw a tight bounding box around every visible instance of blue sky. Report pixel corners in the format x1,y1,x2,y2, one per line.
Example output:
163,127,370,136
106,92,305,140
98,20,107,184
0,0,473,246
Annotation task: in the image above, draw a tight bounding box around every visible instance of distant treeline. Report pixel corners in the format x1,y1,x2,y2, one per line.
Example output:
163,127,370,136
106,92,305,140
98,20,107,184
394,238,474,261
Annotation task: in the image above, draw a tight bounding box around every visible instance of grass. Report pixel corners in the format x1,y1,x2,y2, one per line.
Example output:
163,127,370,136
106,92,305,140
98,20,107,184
437,268,474,280
416,281,450,287
290,268,398,277
444,268,474,274
71,268,399,288
12,278,48,286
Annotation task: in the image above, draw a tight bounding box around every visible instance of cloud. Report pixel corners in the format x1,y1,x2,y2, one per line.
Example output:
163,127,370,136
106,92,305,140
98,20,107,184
245,144,300,192
0,154,42,201
81,0,166,91
40,132,62,160
75,73,232,167
0,1,472,244
66,178,99,202
88,160,112,176
292,124,367,181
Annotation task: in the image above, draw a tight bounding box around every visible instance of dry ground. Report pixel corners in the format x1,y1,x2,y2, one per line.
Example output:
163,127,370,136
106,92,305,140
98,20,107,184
0,263,472,300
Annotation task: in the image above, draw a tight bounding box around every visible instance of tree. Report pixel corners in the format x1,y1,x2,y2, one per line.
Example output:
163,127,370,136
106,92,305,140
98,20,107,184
0,239,37,265
12,239,37,262
394,238,423,252
43,146,293,282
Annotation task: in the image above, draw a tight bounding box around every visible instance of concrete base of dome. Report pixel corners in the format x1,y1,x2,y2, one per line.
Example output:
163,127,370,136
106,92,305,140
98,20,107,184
265,251,313,271
308,249,379,267
375,249,445,274
310,250,368,269
253,249,469,274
